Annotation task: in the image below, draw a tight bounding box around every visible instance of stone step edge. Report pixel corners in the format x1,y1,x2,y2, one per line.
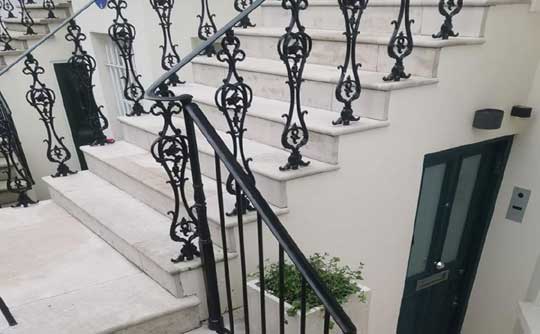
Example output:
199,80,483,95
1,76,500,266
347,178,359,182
80,142,290,230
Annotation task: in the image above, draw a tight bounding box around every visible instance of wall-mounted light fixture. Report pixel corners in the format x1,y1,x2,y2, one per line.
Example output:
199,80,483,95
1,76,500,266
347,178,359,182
473,109,504,130
511,105,533,118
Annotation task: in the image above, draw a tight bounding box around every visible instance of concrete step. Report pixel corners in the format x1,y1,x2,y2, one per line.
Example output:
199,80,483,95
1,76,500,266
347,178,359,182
172,83,389,164
4,17,62,34
235,27,485,78
0,200,201,334
118,115,339,208
44,171,241,316
16,2,71,19
192,56,437,120
0,182,18,206
80,140,289,252
257,0,492,37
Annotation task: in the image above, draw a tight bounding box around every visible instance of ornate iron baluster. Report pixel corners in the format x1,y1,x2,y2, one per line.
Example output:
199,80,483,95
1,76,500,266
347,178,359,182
26,0,35,5
278,0,312,171
43,0,56,19
333,0,368,126
149,0,183,86
0,96,37,207
65,20,111,146
19,0,36,35
150,84,200,263
0,16,14,51
432,0,463,39
234,0,255,28
383,0,414,81
214,29,256,216
3,0,16,18
108,0,146,116
22,54,77,177
197,0,217,57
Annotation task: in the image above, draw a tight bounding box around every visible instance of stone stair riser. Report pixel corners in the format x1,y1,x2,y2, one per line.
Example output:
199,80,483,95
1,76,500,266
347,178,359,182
22,7,70,19
193,63,390,121
239,33,440,78
178,101,340,164
258,4,488,37
120,122,290,208
5,22,49,34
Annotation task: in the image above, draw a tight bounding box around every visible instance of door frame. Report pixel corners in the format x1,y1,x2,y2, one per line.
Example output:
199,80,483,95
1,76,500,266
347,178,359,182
401,135,513,334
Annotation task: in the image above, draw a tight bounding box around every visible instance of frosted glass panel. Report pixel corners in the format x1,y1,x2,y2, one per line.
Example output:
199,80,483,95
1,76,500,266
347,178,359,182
442,154,482,263
407,163,446,277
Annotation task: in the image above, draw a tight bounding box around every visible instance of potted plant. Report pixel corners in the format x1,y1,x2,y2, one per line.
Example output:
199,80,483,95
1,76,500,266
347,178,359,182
247,253,371,334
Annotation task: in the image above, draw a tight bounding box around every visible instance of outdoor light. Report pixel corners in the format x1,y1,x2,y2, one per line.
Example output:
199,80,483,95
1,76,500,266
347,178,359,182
511,105,533,118
473,109,504,129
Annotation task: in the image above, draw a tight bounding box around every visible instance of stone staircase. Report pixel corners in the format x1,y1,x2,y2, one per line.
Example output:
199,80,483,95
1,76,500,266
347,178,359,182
0,0,529,333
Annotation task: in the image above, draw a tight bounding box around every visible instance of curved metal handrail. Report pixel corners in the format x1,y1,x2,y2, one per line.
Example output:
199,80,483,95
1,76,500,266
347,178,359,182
145,0,266,100
0,0,97,77
179,96,357,334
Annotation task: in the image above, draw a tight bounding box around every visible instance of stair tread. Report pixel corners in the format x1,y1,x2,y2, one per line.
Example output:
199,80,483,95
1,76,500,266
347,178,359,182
0,200,199,334
235,27,485,48
0,49,25,56
118,115,340,182
43,171,230,276
4,17,63,24
10,31,46,40
81,141,289,228
175,83,389,137
193,55,438,91
17,1,70,8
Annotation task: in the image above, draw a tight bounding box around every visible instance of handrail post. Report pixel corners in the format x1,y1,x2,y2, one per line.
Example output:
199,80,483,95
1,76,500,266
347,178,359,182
432,0,464,39
182,99,224,332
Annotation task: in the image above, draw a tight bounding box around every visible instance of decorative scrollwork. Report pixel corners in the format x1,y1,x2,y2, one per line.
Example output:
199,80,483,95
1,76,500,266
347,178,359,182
3,0,16,18
234,0,255,28
0,96,37,207
66,20,111,146
43,0,56,19
197,0,217,57
333,0,368,126
108,0,146,116
149,0,183,86
277,0,312,171
19,0,36,35
22,54,77,177
383,0,414,81
432,0,463,39
150,84,200,263
0,16,14,51
215,29,256,216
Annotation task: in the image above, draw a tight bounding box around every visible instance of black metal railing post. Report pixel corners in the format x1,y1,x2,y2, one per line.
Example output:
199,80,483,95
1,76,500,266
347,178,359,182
183,98,224,332
108,0,146,116
0,15,14,51
234,0,255,28
197,0,217,57
43,0,56,19
432,0,463,39
3,0,16,18
65,19,111,146
149,0,183,86
22,54,77,177
215,29,256,216
383,0,414,81
19,0,36,35
333,0,368,126
278,0,312,171
0,92,37,207
150,85,200,263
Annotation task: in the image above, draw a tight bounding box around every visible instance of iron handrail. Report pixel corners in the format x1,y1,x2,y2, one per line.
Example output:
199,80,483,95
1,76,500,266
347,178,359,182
145,0,265,100
178,97,357,334
0,0,97,76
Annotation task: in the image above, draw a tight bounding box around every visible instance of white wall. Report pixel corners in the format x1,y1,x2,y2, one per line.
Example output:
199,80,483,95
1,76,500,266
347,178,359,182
460,53,540,334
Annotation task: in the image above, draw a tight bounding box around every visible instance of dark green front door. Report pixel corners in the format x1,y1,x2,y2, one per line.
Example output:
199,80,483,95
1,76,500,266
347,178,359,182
397,137,512,334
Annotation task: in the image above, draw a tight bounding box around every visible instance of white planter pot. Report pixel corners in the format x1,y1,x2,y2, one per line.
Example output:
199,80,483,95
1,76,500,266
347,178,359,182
247,279,371,334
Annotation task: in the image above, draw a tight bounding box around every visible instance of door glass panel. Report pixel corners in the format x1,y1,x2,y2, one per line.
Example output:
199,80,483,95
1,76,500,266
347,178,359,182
441,154,482,263
407,163,446,277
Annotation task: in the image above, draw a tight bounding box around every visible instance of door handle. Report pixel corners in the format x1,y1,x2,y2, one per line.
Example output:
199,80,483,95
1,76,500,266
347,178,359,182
434,261,446,270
